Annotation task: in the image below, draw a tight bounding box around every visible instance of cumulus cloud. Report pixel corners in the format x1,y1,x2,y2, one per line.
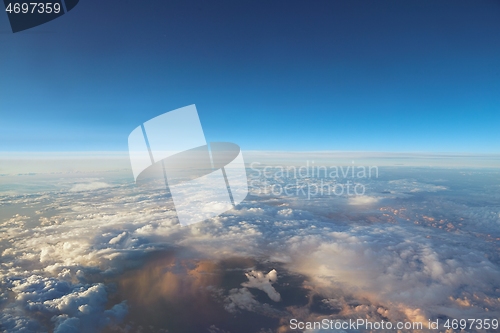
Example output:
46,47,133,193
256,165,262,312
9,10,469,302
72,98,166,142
69,182,110,192
348,196,380,205
108,232,128,245
224,269,281,314
386,179,447,193
242,269,281,302
0,167,499,332
1,275,127,333
224,287,260,313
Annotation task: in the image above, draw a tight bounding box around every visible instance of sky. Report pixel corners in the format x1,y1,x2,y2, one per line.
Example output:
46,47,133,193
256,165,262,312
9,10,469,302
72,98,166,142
0,0,499,153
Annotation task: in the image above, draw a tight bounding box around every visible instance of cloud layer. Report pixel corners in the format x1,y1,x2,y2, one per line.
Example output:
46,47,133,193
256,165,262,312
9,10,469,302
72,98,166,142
0,166,499,332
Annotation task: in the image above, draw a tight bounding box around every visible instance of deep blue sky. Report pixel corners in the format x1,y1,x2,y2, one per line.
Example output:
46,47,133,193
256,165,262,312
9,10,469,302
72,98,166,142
0,0,499,152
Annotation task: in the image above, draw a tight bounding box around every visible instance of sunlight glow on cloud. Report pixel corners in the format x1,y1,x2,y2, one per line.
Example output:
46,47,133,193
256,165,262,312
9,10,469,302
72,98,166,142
0,163,499,332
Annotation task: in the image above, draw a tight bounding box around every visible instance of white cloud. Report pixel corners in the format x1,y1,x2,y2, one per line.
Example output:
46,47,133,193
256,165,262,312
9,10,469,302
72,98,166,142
348,196,380,205
69,182,110,192
108,232,127,245
224,287,259,313
242,269,281,302
0,169,499,331
2,275,127,333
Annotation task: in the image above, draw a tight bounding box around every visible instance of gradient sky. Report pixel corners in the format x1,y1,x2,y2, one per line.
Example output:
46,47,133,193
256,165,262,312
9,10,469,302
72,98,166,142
0,0,499,153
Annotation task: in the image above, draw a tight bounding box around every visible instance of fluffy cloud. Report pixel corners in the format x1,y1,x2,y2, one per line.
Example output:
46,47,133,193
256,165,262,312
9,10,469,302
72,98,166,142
0,167,499,332
1,275,127,333
224,269,281,314
69,182,110,193
225,287,260,313
348,196,379,205
242,270,281,302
